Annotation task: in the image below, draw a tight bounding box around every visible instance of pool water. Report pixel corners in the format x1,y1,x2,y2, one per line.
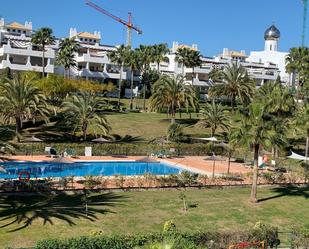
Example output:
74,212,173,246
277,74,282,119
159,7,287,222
0,161,181,179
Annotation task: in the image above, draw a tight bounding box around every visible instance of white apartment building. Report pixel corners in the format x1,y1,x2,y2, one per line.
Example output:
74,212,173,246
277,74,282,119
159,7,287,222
0,18,55,75
0,19,290,100
55,28,128,84
151,40,280,99
248,25,291,84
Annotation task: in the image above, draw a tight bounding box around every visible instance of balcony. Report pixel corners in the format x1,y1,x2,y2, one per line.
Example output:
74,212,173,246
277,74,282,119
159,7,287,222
0,60,54,73
78,68,127,79
76,53,109,64
0,44,55,58
248,70,277,80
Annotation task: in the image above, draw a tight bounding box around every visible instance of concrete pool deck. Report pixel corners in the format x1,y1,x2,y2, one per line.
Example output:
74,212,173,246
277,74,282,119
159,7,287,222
2,155,251,176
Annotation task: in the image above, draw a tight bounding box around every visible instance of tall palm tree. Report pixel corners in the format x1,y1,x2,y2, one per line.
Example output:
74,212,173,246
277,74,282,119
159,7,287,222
296,103,309,164
152,43,169,72
31,27,55,78
286,47,309,99
175,47,202,84
197,101,229,137
230,103,283,202
208,67,224,84
209,62,255,111
149,75,198,123
125,49,141,110
175,47,192,76
136,45,154,110
108,45,130,108
56,38,80,79
257,81,295,117
0,74,49,136
63,92,110,140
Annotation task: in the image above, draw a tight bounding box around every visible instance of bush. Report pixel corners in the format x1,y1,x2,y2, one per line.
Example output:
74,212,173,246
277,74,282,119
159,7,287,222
17,142,211,156
291,226,309,248
177,171,199,187
35,226,280,249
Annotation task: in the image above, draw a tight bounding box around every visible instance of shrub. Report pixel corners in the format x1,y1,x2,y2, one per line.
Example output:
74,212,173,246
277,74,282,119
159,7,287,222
35,227,280,249
84,175,101,189
163,220,177,235
291,226,309,248
114,174,126,189
177,171,199,187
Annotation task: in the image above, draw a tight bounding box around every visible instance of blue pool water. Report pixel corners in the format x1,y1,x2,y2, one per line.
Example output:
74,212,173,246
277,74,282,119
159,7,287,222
0,161,181,179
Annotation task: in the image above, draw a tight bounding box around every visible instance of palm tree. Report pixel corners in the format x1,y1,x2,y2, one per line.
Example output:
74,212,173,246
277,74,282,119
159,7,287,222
149,75,198,123
175,47,202,84
197,101,229,137
209,62,255,111
125,49,141,110
208,67,224,84
257,81,295,117
31,27,55,78
296,103,309,164
175,47,191,76
152,43,169,72
136,45,155,110
167,123,184,142
56,38,80,78
286,47,309,87
63,92,110,140
107,45,130,109
230,103,283,202
0,74,49,136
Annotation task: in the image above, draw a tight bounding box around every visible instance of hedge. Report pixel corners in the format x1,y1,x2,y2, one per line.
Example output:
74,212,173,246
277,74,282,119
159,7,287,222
35,228,280,249
15,143,212,156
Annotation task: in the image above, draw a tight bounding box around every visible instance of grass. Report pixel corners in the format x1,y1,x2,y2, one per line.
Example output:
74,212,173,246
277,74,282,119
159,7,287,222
0,186,308,248
105,111,207,140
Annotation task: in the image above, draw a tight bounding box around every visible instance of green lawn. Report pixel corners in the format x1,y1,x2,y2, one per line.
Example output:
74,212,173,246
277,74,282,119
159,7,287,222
0,186,308,248
105,112,207,140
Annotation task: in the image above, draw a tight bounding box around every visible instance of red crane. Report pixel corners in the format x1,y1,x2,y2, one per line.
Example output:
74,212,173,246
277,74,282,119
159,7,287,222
85,0,142,47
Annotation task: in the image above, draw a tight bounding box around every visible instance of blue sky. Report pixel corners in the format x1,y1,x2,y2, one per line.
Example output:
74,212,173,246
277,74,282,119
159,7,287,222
1,0,306,56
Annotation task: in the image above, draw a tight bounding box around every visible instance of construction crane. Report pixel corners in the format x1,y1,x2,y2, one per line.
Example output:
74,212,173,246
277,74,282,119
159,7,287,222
85,0,142,47
301,0,308,46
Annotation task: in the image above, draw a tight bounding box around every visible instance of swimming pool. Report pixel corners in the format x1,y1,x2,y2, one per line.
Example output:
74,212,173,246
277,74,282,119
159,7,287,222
0,161,181,179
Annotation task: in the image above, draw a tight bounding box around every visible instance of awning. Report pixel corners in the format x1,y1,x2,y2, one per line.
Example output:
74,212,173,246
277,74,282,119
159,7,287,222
287,151,309,161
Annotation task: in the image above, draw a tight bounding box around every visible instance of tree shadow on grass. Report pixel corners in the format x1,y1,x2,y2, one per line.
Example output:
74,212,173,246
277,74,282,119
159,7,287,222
0,191,125,232
258,186,309,203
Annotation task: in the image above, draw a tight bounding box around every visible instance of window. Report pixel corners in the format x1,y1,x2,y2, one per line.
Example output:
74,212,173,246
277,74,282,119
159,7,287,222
12,29,16,32
18,30,21,33
85,38,88,41
80,38,83,41
7,29,10,32
270,45,272,50
89,39,92,42
94,39,96,43
23,31,26,34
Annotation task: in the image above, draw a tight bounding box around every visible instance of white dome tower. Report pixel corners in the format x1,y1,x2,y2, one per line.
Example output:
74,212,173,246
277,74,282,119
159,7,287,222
264,25,280,52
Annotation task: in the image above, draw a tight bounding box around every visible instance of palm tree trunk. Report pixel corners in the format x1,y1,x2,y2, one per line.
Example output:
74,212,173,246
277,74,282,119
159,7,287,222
118,64,123,109
42,44,45,78
212,159,216,178
82,123,88,141
250,143,259,203
143,83,146,110
157,61,160,73
130,70,134,110
231,96,235,112
15,117,22,136
227,152,231,174
305,129,309,164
